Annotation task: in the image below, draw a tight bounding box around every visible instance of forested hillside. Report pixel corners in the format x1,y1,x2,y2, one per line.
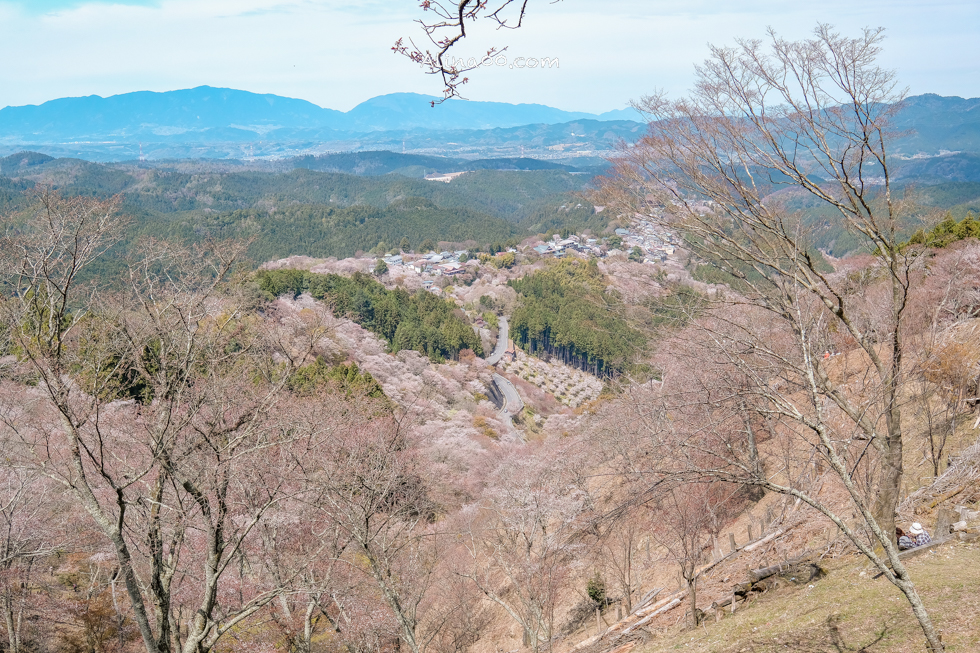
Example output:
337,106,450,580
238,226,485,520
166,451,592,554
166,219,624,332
139,199,519,263
2,159,590,217
256,268,483,361
703,176,980,257
510,259,647,376
4,148,980,260
287,151,584,176
0,153,605,273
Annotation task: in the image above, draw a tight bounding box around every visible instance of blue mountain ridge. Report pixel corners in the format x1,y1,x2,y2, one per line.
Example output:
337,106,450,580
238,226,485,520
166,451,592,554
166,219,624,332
0,87,646,141
2,88,978,180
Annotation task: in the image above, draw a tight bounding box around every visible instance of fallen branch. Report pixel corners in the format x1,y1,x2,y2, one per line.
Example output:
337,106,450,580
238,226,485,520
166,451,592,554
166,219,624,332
631,587,663,613
748,562,784,583
635,590,686,618
621,598,682,635
743,529,784,552
568,589,687,651
927,486,965,509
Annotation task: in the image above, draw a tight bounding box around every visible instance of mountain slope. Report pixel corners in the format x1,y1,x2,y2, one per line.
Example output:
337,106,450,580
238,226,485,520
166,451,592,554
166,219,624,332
3,90,979,175
0,87,627,142
0,156,603,267
0,86,345,140
342,92,596,131
891,93,980,154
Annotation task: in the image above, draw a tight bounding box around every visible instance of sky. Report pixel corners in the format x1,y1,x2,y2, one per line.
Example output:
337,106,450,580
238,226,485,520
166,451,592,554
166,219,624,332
0,0,978,113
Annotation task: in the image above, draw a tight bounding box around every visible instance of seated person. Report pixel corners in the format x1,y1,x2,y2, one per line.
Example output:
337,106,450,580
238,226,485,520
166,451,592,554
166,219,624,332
908,522,932,547
896,527,915,550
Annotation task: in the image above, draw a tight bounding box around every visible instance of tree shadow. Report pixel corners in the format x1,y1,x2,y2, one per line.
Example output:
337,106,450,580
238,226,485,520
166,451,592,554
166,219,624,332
743,614,890,652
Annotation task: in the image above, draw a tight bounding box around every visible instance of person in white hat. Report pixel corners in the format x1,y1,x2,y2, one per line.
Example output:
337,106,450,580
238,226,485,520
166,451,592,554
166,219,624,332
896,527,915,550
908,522,931,548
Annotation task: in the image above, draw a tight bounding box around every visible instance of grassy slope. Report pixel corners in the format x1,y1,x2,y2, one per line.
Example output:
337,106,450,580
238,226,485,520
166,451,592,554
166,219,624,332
567,317,980,653
629,541,980,653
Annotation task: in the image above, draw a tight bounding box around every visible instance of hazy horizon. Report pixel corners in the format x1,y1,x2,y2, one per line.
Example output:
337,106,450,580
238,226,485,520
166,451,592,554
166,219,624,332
1,0,978,114
0,86,635,115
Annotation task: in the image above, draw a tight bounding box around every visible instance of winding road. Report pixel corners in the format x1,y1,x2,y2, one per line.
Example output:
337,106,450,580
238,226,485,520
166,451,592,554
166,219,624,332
493,373,524,416
484,316,509,366
481,316,525,419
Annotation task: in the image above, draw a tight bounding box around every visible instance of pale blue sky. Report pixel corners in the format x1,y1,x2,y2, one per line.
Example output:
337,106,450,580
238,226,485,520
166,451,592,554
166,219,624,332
6,0,158,12
1,0,977,113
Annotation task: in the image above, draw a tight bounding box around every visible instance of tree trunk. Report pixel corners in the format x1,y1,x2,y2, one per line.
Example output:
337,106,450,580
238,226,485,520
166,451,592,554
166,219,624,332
300,599,317,653
895,575,945,652
686,574,698,629
3,587,21,653
874,253,909,548
875,292,906,549
875,428,903,548
625,541,633,614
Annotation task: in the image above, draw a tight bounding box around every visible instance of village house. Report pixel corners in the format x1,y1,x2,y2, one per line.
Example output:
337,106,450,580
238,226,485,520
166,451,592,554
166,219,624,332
440,263,465,276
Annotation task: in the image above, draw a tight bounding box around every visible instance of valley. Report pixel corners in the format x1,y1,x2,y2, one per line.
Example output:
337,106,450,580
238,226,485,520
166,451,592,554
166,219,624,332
4,71,980,653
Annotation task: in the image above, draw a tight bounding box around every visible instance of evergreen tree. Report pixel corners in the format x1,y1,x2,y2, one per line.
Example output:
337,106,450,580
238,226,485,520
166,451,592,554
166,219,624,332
509,259,645,376
257,269,482,361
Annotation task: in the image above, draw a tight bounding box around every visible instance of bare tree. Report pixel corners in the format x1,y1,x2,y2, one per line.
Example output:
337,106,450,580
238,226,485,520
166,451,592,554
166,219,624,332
0,467,69,653
0,190,332,653
649,483,729,629
311,411,441,653
595,510,642,615
422,563,493,653
458,446,587,652
394,1,554,101
600,25,945,650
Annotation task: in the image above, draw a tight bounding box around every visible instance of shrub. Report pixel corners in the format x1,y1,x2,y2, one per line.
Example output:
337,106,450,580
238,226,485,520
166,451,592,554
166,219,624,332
473,415,498,440
586,573,606,605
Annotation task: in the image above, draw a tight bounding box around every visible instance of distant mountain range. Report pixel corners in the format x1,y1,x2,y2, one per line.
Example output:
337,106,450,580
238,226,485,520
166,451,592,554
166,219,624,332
0,86,643,142
1,88,979,183
890,94,980,153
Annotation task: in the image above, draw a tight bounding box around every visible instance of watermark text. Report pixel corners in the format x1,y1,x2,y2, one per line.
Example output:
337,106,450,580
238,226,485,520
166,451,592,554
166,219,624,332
449,55,559,70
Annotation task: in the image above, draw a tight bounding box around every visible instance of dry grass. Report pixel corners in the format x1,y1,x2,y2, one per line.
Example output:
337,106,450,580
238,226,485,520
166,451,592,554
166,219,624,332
629,540,980,653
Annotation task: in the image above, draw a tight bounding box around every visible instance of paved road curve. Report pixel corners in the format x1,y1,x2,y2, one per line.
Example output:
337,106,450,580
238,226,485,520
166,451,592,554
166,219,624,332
484,316,509,366
492,372,524,416
480,316,524,424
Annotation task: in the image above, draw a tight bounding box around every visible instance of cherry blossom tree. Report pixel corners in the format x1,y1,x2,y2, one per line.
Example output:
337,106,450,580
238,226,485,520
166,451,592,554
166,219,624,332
457,443,588,651
600,25,946,651
0,191,334,653
0,466,71,653
308,413,441,653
